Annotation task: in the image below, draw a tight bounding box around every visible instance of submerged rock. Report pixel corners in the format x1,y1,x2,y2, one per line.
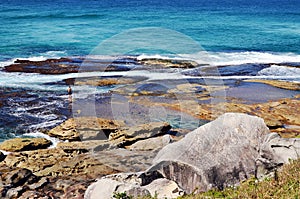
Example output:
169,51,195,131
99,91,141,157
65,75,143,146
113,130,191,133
0,138,52,152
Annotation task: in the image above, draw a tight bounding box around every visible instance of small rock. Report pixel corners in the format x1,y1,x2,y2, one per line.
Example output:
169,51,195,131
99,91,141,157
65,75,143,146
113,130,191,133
143,178,184,199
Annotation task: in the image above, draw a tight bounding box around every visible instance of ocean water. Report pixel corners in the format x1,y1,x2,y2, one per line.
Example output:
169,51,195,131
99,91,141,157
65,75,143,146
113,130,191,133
0,0,300,143
0,0,300,60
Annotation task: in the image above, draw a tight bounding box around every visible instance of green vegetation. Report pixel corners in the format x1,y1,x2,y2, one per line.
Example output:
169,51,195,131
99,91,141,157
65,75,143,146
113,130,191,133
136,159,300,199
113,192,133,199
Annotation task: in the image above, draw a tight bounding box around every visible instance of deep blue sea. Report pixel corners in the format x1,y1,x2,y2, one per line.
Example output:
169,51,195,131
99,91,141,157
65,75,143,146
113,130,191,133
0,0,300,60
0,0,300,144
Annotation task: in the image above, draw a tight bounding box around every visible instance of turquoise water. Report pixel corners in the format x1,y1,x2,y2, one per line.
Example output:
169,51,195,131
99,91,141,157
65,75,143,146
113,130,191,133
0,0,300,60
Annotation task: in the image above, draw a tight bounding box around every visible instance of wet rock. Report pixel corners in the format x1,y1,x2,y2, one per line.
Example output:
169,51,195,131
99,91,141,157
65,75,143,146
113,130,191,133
138,58,198,69
4,58,81,74
245,79,300,91
148,113,269,194
0,138,52,152
73,76,148,87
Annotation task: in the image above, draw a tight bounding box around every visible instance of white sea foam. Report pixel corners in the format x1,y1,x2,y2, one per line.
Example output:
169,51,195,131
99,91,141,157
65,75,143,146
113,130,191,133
168,51,300,66
0,150,11,155
22,132,61,148
0,50,67,68
258,65,300,76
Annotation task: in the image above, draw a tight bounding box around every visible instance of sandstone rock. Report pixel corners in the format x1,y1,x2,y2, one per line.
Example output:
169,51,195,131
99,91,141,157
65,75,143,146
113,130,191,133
46,117,125,141
0,138,52,152
138,58,198,68
256,133,300,178
244,79,300,91
57,140,111,153
109,122,171,147
128,135,172,151
148,113,270,194
74,76,148,87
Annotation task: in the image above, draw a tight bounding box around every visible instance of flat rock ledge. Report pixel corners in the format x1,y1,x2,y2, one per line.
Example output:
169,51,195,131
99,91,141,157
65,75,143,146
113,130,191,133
85,113,300,199
0,138,52,152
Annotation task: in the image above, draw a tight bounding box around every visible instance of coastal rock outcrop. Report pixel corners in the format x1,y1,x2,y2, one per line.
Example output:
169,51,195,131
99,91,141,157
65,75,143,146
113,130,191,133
0,138,52,152
85,113,300,198
47,117,171,149
46,117,125,141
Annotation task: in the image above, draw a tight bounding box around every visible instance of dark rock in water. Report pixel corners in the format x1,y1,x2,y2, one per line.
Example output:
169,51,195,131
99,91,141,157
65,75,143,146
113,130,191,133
5,58,81,74
4,57,143,74
182,63,270,76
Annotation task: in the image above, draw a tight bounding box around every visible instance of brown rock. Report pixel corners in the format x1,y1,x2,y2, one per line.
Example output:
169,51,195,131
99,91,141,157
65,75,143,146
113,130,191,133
4,58,80,74
46,117,125,141
57,140,111,153
138,58,198,68
0,138,52,152
244,79,300,91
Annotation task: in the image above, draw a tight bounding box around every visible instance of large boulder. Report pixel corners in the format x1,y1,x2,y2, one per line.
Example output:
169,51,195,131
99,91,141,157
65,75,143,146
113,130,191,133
0,138,51,152
148,113,270,193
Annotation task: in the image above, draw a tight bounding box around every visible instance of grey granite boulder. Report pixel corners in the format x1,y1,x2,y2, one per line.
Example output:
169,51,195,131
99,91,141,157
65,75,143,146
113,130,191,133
148,113,270,193
256,132,300,178
85,172,183,199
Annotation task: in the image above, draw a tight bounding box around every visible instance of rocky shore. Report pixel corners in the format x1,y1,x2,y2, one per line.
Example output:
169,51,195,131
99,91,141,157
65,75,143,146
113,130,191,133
0,57,300,198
